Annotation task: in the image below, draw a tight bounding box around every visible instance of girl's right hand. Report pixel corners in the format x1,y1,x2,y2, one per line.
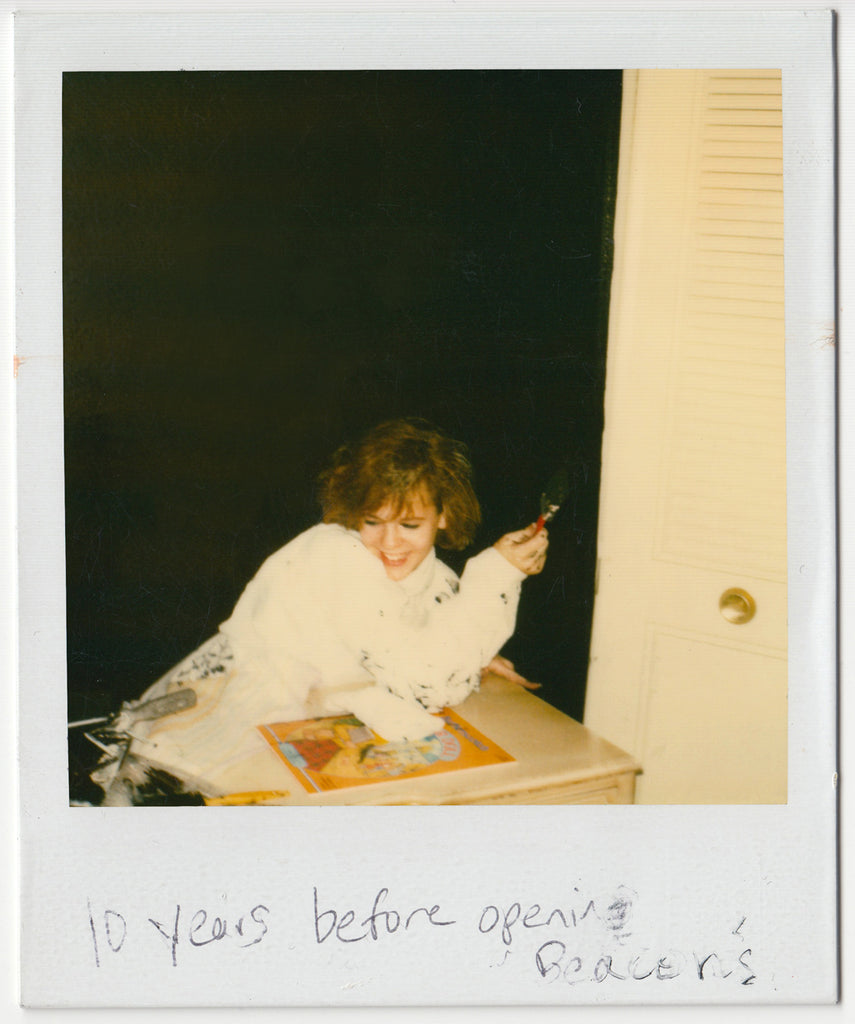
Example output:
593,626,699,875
482,654,541,689
494,524,549,575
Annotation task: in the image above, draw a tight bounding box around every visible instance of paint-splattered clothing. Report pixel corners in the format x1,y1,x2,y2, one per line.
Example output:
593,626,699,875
217,523,526,733
126,524,525,784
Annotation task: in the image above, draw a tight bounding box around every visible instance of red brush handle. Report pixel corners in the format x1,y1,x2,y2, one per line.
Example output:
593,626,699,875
534,514,546,533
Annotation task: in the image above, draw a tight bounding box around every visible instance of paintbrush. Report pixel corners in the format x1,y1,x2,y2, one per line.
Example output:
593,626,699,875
534,468,570,533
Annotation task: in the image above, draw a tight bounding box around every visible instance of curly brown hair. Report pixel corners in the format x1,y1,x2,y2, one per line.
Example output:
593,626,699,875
318,419,481,550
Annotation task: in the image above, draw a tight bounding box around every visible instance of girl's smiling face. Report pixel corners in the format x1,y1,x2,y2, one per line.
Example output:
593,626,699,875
358,491,447,581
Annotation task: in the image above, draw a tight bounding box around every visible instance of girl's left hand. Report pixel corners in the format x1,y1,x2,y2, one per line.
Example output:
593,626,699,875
482,655,541,690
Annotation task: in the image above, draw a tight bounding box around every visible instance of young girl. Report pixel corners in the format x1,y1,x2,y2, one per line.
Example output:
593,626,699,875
94,419,548,800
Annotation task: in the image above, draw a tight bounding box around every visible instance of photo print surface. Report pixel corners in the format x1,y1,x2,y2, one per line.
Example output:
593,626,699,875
13,6,835,1009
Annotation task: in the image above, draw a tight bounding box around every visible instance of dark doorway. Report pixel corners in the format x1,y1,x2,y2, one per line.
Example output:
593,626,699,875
63,71,621,771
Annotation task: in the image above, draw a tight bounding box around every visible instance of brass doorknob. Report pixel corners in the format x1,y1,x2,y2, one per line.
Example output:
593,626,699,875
719,588,756,624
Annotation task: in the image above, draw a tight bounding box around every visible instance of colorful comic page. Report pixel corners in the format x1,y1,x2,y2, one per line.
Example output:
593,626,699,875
258,709,514,793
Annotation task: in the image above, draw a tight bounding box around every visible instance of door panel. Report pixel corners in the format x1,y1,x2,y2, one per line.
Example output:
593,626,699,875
641,630,787,804
584,70,787,803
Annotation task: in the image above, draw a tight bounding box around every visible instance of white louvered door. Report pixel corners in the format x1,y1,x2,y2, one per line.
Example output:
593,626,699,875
583,70,787,804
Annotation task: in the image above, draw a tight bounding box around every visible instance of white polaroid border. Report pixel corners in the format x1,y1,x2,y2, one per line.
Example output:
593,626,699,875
11,2,837,1011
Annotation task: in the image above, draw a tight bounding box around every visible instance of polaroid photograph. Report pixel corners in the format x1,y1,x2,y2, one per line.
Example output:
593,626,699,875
12,2,837,1010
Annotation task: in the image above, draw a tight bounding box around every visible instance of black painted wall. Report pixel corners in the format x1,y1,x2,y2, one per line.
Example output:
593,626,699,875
63,70,621,741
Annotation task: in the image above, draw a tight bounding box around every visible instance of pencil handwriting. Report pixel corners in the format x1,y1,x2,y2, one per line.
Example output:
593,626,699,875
313,886,455,943
87,899,270,967
84,888,756,988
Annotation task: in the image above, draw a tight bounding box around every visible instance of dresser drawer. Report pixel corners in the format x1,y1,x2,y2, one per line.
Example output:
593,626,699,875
448,770,637,805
